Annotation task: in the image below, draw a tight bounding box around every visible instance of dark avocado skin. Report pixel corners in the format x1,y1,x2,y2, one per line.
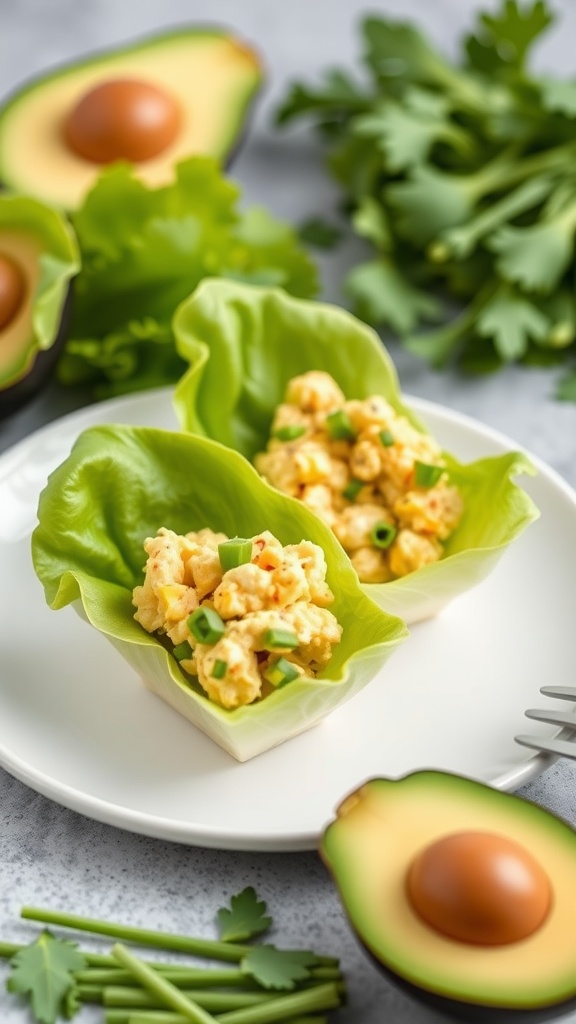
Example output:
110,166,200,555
362,947,576,1024
0,285,72,420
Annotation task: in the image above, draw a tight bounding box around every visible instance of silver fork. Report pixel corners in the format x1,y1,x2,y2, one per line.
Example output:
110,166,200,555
516,686,576,760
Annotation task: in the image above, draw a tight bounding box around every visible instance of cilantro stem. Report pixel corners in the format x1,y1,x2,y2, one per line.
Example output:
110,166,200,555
97,987,273,1011
112,943,220,1024
75,967,257,988
19,908,257,962
108,1015,328,1024
19,908,338,968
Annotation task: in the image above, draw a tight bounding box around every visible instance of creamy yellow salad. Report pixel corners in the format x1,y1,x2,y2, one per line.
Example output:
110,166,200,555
254,371,463,583
133,527,342,709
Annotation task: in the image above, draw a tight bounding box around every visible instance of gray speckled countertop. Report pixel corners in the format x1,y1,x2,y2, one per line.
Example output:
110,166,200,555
2,2,576,1022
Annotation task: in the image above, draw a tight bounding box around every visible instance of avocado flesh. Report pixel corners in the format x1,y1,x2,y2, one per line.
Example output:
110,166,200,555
0,195,78,413
0,28,263,210
321,771,576,1013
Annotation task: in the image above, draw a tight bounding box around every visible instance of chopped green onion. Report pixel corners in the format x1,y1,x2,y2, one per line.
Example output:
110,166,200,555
325,409,356,441
343,479,363,501
379,429,394,447
273,424,306,441
172,641,193,662
370,521,397,549
218,538,253,572
264,657,300,688
264,628,299,650
187,607,225,644
211,659,228,679
414,461,444,487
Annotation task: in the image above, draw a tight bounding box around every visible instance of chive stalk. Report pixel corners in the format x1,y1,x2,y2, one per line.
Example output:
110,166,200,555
263,658,300,688
342,479,363,501
218,539,253,572
378,429,394,447
369,522,397,549
273,425,306,441
211,660,228,680
263,629,299,650
187,608,226,645
414,461,444,487
325,409,355,441
173,642,193,662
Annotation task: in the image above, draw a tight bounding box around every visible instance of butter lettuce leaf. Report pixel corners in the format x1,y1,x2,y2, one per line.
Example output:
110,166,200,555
173,279,540,623
32,425,406,762
57,158,318,398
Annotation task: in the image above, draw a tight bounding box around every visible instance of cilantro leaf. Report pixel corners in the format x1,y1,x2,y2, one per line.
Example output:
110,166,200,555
216,887,272,943
351,195,392,251
354,89,474,172
538,76,576,118
488,199,576,293
476,285,549,360
241,945,319,990
465,0,553,75
275,69,368,126
387,166,478,245
6,931,85,1024
346,257,442,335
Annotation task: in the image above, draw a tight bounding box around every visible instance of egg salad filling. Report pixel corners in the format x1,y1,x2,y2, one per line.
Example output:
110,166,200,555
254,371,464,584
132,527,342,709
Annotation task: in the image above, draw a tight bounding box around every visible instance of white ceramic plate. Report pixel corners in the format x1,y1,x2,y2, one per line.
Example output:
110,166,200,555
1,388,575,852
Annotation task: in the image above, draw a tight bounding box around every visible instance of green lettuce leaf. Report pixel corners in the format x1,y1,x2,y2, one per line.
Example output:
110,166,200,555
57,158,318,397
173,279,540,623
0,195,79,387
32,425,406,762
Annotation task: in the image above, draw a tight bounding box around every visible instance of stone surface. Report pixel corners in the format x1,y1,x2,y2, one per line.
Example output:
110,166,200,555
1,2,576,1022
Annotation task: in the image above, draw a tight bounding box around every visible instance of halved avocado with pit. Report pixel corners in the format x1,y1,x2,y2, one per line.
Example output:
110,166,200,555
0,195,79,417
320,771,576,1022
0,26,263,211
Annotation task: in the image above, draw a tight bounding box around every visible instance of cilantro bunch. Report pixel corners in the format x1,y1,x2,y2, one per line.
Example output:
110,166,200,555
1,888,345,1024
278,0,576,400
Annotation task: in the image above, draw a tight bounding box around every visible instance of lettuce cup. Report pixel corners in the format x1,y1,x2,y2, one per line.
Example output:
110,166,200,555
173,279,539,624
32,424,407,761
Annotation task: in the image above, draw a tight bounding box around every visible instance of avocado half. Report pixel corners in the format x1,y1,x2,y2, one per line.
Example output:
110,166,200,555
0,195,79,418
0,26,263,211
320,771,576,1023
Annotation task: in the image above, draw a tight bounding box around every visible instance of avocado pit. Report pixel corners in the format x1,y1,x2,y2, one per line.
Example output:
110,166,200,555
63,77,182,164
0,251,25,331
406,829,552,946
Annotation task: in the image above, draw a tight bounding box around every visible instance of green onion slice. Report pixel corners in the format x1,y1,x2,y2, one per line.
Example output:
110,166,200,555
273,424,306,441
379,429,394,447
218,538,253,572
370,521,397,549
264,657,300,688
326,409,356,441
414,461,444,487
343,479,363,501
264,628,299,650
187,607,225,644
172,640,193,661
211,659,228,679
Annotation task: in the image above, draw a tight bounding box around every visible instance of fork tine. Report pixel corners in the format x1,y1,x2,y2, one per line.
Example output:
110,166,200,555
539,685,576,701
525,708,576,729
515,734,576,760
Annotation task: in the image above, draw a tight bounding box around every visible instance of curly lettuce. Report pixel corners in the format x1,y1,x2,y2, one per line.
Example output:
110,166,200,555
32,425,407,761
57,158,319,398
173,279,539,623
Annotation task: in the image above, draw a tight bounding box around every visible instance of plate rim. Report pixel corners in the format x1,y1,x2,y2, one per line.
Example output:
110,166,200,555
0,386,571,851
